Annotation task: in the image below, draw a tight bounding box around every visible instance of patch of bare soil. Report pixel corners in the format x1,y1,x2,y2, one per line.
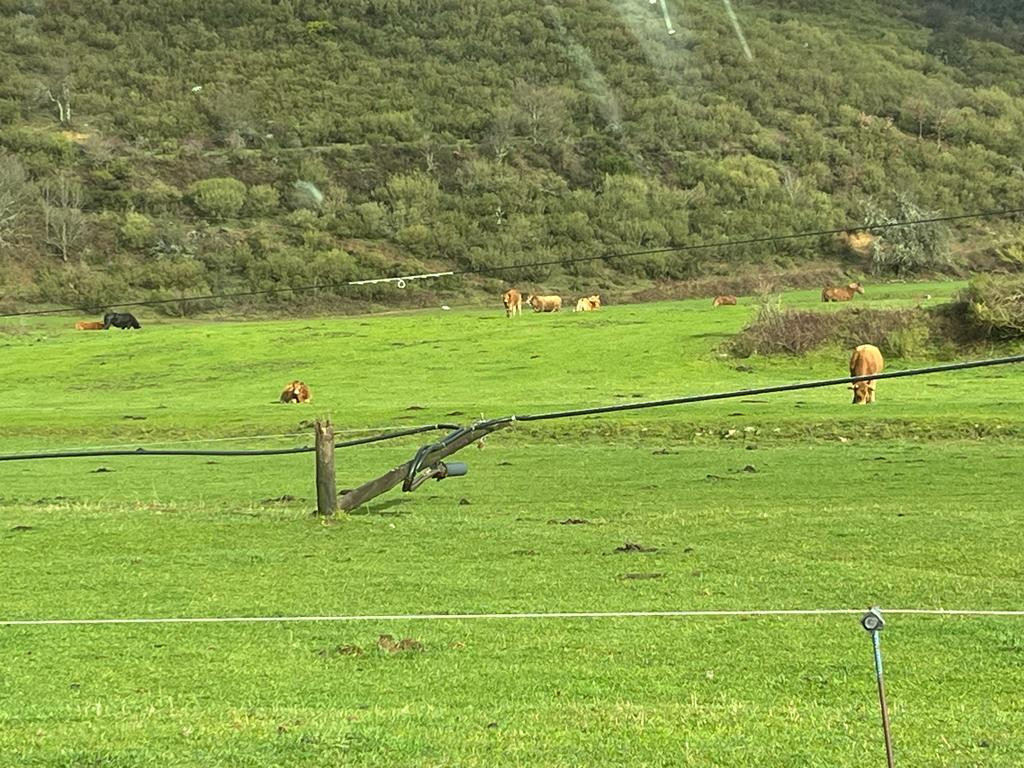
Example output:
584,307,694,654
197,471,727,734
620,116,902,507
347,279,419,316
377,635,424,653
614,541,658,553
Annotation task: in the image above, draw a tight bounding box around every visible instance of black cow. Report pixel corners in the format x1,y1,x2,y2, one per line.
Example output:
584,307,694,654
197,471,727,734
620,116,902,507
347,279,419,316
103,312,141,330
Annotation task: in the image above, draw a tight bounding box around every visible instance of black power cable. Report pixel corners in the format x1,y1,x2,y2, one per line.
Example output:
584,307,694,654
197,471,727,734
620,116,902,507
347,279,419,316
0,423,460,463
470,354,1024,430
3,207,1021,319
4,355,1024,466
449,207,1024,279
397,352,1024,478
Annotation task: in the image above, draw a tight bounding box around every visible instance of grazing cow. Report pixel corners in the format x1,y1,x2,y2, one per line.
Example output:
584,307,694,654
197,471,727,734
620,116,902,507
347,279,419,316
75,321,105,330
502,288,522,318
849,344,884,404
712,295,738,307
822,283,864,302
102,312,141,329
526,294,562,313
280,381,312,404
574,295,601,312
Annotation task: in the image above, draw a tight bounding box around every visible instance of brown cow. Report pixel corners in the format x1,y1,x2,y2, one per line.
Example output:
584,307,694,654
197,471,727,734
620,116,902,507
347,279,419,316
822,282,865,302
75,321,105,330
502,288,522,318
280,381,312,404
712,295,737,307
849,344,884,404
574,295,601,312
526,294,562,313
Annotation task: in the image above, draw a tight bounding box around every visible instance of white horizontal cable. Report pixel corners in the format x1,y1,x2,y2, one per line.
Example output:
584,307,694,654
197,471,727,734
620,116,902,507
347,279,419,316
3,608,1023,628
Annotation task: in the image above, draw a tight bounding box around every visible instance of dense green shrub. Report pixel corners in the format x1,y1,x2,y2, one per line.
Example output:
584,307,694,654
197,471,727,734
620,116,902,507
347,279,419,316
33,263,130,310
246,184,279,216
188,177,247,220
119,211,156,249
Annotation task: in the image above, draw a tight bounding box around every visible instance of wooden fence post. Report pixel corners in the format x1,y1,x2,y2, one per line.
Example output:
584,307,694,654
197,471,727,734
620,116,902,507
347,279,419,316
314,419,338,516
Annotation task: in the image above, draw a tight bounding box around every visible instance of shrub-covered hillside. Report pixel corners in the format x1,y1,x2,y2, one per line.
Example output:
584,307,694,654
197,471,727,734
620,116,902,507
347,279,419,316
1,0,1023,312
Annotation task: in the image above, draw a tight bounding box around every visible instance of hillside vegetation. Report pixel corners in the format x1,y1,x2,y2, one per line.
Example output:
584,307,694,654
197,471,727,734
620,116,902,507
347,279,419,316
1,0,1024,313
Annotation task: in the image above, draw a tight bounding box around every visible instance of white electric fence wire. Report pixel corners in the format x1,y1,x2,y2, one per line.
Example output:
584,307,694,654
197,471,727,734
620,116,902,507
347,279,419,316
4,608,1024,628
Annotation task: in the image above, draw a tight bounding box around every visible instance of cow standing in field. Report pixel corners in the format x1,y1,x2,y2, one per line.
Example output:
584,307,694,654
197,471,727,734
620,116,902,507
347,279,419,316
526,294,562,313
574,295,601,312
102,312,142,329
712,295,737,307
849,344,884,404
822,283,864,302
502,288,523,318
75,321,105,330
280,381,312,404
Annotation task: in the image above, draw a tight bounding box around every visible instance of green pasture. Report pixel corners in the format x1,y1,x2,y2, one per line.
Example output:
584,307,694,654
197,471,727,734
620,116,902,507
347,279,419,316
2,281,1024,766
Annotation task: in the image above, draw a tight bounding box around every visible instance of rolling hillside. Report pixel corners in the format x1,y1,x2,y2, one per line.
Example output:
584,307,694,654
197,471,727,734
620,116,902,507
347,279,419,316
1,0,1023,313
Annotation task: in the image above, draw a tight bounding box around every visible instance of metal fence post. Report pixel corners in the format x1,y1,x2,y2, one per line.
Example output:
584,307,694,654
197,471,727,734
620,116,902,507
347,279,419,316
861,607,895,768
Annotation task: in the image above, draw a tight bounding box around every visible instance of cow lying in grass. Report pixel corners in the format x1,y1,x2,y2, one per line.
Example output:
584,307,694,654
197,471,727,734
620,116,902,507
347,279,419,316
280,381,312,404
712,295,737,307
849,344,884,404
574,295,601,312
526,294,562,312
102,312,141,329
75,321,105,330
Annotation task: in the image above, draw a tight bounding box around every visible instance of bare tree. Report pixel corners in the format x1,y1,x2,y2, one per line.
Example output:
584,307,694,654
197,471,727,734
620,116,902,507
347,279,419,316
511,82,570,148
46,79,73,126
0,154,28,249
43,173,87,262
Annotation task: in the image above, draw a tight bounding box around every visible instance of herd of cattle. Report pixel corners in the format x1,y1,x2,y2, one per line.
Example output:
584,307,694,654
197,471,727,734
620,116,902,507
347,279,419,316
67,282,884,405
500,288,602,317
500,281,882,404
500,281,867,318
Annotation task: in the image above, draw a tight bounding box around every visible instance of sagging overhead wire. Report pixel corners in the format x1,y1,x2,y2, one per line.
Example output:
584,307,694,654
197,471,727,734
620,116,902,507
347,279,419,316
480,353,1024,428
0,423,460,463
2,207,1022,320
336,352,1024,511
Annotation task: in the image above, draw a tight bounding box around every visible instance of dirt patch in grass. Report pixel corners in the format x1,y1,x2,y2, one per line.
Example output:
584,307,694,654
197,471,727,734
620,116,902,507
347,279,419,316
377,635,424,653
615,542,658,553
619,572,664,580
317,644,364,658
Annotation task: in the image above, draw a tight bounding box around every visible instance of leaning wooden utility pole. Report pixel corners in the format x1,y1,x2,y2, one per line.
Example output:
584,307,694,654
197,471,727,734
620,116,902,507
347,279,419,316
314,419,338,516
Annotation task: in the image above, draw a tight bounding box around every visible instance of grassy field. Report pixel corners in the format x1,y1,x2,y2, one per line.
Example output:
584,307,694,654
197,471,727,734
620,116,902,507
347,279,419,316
2,281,1024,766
